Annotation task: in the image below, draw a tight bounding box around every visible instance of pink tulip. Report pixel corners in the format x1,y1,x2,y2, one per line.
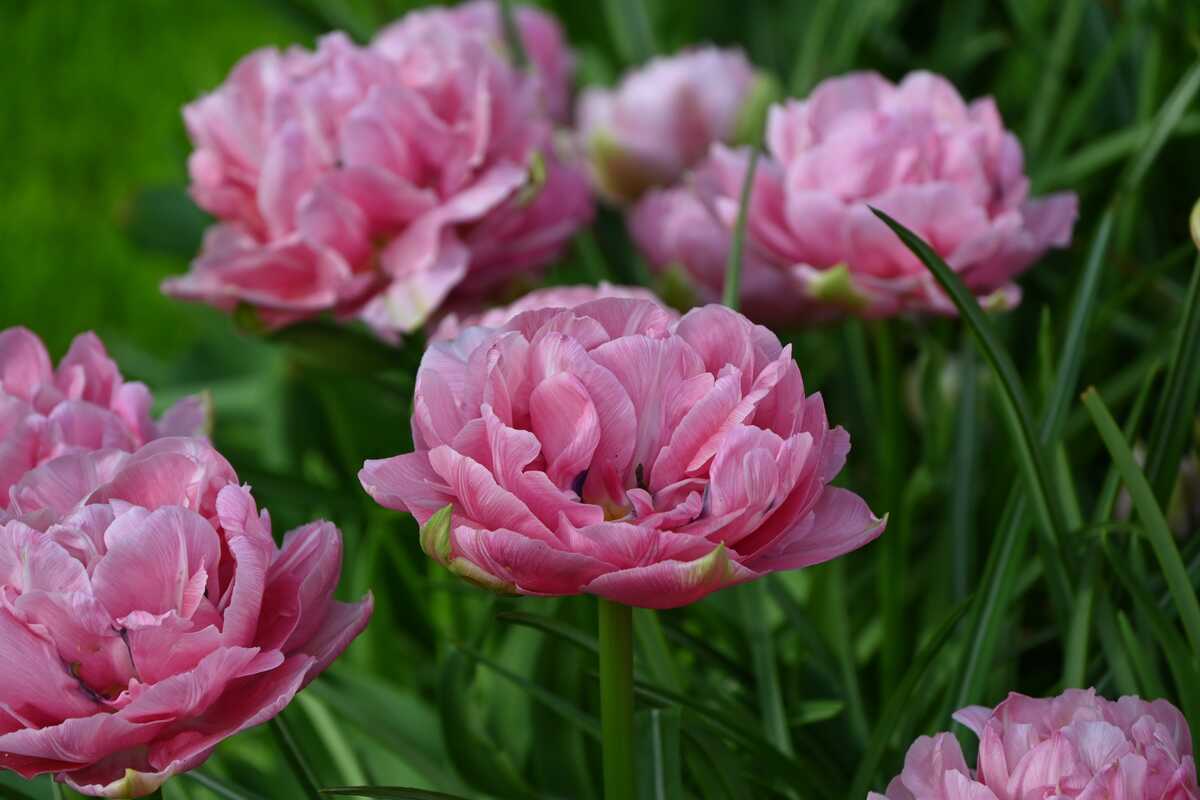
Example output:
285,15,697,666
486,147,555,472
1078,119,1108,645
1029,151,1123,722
0,437,372,797
645,71,1078,319
873,690,1199,800
165,6,592,338
577,47,770,202
628,186,808,325
0,327,208,503
360,298,884,608
430,282,668,341
450,0,575,122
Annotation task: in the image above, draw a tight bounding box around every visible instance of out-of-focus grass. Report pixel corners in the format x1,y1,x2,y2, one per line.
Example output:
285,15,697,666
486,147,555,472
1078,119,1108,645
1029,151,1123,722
0,1,305,358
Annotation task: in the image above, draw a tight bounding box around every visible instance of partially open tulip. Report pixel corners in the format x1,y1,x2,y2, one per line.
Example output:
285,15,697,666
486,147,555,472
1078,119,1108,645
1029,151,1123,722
577,47,774,202
360,298,883,608
873,689,1198,800
430,282,667,341
0,327,207,502
165,6,592,338
0,437,372,797
644,71,1078,320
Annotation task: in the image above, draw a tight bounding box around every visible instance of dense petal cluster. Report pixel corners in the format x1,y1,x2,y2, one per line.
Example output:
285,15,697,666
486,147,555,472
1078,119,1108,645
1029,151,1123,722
578,47,767,202
430,282,666,341
874,690,1199,800
0,437,372,797
0,327,207,502
633,71,1078,319
360,298,883,608
165,3,592,338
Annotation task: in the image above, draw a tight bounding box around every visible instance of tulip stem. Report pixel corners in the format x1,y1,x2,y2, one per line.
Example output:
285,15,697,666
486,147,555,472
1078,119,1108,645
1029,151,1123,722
598,598,636,800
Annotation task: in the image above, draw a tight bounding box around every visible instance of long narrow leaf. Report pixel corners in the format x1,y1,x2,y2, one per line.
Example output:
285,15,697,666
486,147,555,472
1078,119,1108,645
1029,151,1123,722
322,789,473,800
722,149,761,309
1144,255,1200,505
603,0,656,65
1082,387,1200,656
871,208,1072,616
851,601,970,798
269,715,323,800
636,708,683,800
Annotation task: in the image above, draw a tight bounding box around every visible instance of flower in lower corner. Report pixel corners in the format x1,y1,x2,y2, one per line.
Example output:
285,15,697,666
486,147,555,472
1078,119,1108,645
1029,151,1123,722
360,297,884,608
0,437,373,797
874,689,1198,800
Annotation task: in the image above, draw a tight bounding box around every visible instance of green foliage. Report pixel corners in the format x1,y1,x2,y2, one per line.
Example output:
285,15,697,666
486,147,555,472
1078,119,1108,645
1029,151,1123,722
4,0,1200,797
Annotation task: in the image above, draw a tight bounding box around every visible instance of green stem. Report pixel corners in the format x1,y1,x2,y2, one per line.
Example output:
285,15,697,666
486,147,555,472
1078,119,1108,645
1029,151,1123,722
722,149,761,309
598,599,635,800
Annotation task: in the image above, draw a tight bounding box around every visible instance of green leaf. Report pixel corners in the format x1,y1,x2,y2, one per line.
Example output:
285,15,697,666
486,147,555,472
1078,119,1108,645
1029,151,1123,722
184,772,265,800
633,608,684,689
603,0,656,65
636,708,683,800
498,0,529,69
322,789,473,800
1022,0,1087,152
870,208,1072,617
737,580,792,755
497,611,600,655
1122,60,1200,191
269,714,323,800
1115,610,1167,698
788,700,846,726
454,644,602,739
1082,387,1200,658
850,600,970,799
722,148,761,310
1143,255,1200,506
0,781,40,800
1102,538,1200,727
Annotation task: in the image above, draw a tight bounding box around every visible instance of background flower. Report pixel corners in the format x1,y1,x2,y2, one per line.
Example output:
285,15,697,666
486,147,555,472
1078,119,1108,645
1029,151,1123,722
165,4,592,338
361,298,883,608
873,690,1199,800
0,437,372,797
0,327,207,502
577,47,771,202
644,70,1078,321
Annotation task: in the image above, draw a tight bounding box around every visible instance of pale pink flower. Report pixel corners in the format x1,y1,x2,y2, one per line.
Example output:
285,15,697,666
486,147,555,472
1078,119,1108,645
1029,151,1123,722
873,690,1199,800
0,437,372,797
451,0,575,122
628,186,807,325
577,47,767,202
430,282,668,342
646,71,1078,319
360,298,884,608
0,327,208,503
166,7,592,338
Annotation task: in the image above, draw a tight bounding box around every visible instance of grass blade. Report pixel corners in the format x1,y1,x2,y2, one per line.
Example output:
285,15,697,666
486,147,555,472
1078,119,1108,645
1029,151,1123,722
1121,60,1200,191
722,148,761,309
870,208,1072,616
1023,0,1087,152
636,708,683,800
455,645,602,739
603,0,656,65
1082,387,1200,657
498,0,529,69
850,600,970,798
269,714,323,800
738,580,792,754
185,772,265,800
322,789,473,800
1143,255,1200,506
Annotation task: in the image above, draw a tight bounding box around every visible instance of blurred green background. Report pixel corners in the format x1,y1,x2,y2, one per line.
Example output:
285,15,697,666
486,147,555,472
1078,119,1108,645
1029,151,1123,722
4,1,1200,798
